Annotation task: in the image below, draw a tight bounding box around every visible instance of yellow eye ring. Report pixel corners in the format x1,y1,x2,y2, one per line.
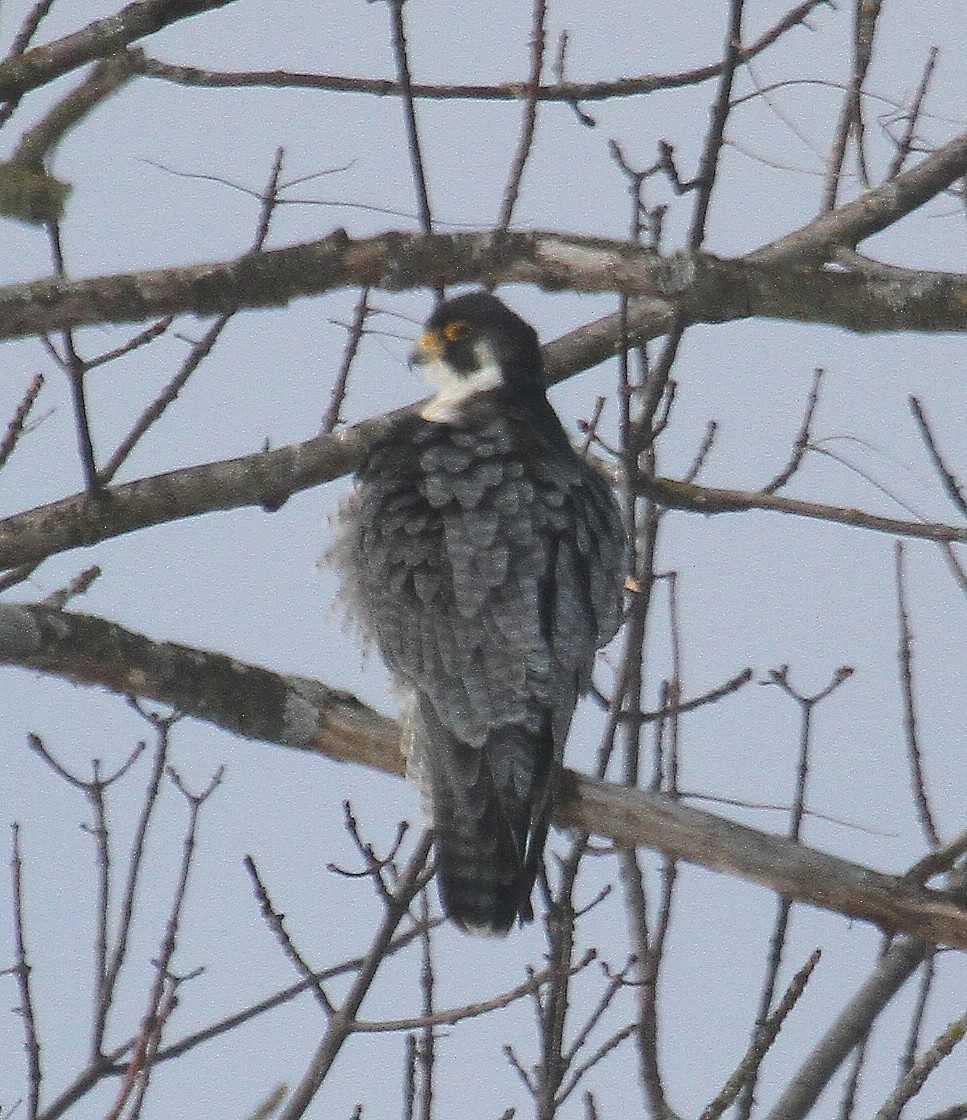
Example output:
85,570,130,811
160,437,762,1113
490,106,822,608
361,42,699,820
442,320,470,342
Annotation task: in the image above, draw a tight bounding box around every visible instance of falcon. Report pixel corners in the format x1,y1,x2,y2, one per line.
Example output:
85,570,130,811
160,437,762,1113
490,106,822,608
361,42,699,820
334,291,625,934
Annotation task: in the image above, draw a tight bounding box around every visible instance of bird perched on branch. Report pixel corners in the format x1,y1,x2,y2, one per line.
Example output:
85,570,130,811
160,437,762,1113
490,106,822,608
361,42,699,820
333,291,625,935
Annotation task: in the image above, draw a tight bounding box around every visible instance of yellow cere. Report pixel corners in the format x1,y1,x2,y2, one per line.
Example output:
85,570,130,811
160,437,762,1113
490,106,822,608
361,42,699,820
419,330,445,357
443,319,470,342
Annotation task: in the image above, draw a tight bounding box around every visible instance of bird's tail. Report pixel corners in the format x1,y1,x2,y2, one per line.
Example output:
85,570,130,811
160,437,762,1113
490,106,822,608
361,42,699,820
416,700,554,936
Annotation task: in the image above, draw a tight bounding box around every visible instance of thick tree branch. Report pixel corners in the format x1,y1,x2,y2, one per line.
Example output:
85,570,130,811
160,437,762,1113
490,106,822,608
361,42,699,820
1,387,965,572
1,395,965,572
750,127,967,264
1,224,964,343
0,0,241,104
1,601,965,951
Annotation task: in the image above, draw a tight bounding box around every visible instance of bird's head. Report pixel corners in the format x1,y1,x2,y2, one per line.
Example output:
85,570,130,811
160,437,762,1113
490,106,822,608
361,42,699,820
411,291,548,424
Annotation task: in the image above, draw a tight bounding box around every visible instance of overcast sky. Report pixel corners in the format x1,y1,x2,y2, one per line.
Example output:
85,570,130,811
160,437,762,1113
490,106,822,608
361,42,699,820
0,2,965,1117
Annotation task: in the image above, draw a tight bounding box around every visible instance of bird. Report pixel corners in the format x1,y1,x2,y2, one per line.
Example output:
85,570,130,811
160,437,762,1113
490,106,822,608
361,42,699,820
332,291,625,935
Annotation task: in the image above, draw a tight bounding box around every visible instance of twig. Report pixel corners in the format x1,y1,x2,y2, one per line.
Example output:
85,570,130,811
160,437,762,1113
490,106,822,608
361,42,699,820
276,831,434,1120
590,667,753,723
886,47,940,180
127,2,830,106
683,420,717,483
99,147,287,485
106,764,221,1116
0,373,44,471
86,318,173,370
403,1033,417,1120
245,855,334,1015
738,666,851,1119
761,368,824,494
873,1009,967,1120
386,0,433,239
636,474,967,546
552,29,594,128
689,0,745,248
702,950,822,1120
11,823,42,1120
838,992,877,1120
46,222,100,494
557,1024,636,1104
353,965,558,1033
150,922,435,1065
91,708,170,1063
40,564,101,608
894,542,940,847
496,0,546,233
563,957,636,1069
322,289,371,433
901,953,936,1081
821,0,882,211
416,888,433,1120
909,395,967,519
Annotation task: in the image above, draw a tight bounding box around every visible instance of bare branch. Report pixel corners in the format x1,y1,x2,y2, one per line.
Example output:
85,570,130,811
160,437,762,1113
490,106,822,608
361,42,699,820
496,0,546,233
688,0,745,248
321,289,371,433
894,542,940,848
129,1,830,106
821,0,884,210
386,0,434,240
244,855,334,1016
0,0,242,104
636,474,967,546
2,213,967,342
703,949,822,1120
885,47,940,181
3,602,967,949
11,823,42,1120
874,1008,967,1120
765,938,932,1120
760,367,824,494
909,395,967,519
352,965,555,1033
277,832,434,1120
0,373,44,471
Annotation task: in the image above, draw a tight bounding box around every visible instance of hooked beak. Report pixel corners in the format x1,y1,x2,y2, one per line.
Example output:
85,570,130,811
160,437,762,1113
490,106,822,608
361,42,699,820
409,330,443,369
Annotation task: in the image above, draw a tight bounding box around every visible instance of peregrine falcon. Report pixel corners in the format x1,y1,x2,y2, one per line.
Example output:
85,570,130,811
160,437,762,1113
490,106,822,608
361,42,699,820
334,291,625,935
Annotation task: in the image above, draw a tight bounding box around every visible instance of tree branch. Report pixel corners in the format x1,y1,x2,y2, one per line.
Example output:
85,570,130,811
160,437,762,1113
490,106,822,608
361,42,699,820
2,601,966,951
750,127,967,264
1,222,964,343
0,0,241,104
1,410,962,573
128,1,830,105
765,938,933,1120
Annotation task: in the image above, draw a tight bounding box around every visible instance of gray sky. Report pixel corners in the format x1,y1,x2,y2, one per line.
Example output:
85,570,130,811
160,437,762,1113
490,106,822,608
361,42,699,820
0,1,965,1116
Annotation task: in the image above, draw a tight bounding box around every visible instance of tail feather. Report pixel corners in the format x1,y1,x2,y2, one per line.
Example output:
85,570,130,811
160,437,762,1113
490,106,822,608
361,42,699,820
415,699,554,935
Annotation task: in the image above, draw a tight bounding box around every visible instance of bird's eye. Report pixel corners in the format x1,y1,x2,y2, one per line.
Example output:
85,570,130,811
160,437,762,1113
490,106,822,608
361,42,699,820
443,320,470,342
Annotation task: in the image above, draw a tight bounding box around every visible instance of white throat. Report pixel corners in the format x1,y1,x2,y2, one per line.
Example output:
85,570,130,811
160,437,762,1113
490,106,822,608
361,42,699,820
419,344,504,424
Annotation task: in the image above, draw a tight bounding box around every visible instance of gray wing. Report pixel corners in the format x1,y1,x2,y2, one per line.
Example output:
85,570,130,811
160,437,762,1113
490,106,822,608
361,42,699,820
340,417,625,930
349,421,623,747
